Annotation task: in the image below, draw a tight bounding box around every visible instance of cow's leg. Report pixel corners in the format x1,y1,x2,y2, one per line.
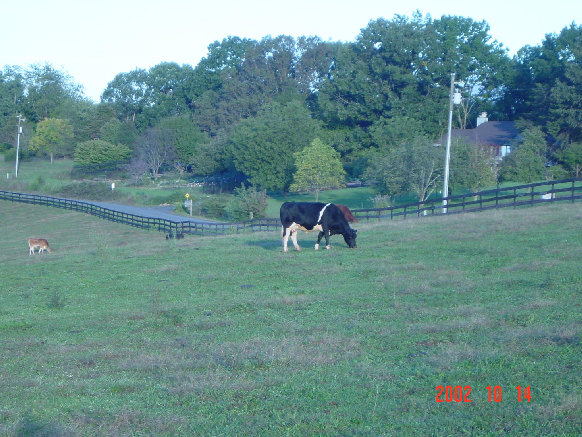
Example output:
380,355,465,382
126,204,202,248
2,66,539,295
324,229,331,250
290,229,301,251
282,227,290,252
315,231,324,250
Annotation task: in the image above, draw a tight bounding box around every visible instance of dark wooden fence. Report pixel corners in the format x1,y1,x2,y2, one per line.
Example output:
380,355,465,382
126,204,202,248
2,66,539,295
1,178,581,235
0,190,281,235
351,178,582,222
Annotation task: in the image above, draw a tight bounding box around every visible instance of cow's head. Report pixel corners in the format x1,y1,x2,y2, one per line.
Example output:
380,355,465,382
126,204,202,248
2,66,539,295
343,228,357,248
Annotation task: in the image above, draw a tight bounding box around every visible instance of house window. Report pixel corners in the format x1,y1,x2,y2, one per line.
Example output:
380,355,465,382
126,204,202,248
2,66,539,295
501,145,511,157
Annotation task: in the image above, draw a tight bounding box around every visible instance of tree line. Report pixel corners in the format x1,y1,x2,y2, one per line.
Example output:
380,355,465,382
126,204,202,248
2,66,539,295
1,12,581,200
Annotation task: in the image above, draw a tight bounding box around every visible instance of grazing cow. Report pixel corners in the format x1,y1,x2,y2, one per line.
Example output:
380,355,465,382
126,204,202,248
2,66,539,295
336,204,358,223
280,202,357,252
28,238,52,255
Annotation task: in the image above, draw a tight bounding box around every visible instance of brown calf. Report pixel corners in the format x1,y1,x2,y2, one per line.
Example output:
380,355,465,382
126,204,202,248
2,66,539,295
28,238,52,255
336,204,358,223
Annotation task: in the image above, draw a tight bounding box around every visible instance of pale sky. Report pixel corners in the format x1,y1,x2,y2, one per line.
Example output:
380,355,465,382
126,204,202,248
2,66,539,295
1,0,580,102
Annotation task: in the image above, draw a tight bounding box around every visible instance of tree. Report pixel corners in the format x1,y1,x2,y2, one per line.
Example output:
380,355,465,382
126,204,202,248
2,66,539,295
316,12,512,167
555,142,582,177
21,64,84,123
29,118,74,163
364,148,408,198
0,67,25,145
225,183,268,220
155,116,210,172
229,100,321,190
365,137,443,202
405,138,443,203
508,24,582,148
500,126,547,182
74,139,131,170
133,127,176,179
449,139,497,192
290,138,345,201
101,68,149,125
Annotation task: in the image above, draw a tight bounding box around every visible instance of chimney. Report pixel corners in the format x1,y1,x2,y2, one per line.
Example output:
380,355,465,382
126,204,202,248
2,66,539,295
477,112,488,127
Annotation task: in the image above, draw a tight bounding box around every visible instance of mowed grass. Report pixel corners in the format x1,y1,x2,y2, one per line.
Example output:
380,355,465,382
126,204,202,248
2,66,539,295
0,200,581,436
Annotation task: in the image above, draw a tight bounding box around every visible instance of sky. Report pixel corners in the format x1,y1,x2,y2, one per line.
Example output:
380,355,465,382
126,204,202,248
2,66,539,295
1,0,581,102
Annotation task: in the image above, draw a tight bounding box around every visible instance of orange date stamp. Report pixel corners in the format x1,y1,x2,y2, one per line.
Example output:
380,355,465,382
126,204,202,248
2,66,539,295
436,385,532,403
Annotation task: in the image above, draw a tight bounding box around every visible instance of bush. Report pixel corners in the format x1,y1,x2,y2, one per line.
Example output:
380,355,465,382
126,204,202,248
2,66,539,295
74,139,131,170
371,194,392,209
200,196,228,218
225,184,267,220
54,182,121,201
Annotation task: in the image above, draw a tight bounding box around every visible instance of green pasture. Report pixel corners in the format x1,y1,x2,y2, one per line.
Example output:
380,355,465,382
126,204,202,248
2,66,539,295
0,198,580,435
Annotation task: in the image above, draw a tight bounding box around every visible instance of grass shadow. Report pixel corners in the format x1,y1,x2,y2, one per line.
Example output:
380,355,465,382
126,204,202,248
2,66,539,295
245,239,282,251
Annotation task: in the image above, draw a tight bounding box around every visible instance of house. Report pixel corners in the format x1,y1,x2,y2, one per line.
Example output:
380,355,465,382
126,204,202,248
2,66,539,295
440,113,520,159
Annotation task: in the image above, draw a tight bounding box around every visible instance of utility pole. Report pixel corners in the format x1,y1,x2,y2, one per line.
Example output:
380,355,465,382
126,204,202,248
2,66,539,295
442,73,461,213
15,114,25,178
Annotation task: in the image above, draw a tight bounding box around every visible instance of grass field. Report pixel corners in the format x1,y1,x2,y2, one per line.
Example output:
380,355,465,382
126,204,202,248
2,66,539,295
0,199,581,435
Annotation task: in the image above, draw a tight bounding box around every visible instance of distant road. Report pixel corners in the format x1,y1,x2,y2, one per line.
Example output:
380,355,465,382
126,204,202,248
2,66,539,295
84,201,224,225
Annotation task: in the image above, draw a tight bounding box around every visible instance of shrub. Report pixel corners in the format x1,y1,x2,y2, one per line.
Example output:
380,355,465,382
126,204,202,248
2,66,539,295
74,139,131,170
54,182,121,201
225,183,267,220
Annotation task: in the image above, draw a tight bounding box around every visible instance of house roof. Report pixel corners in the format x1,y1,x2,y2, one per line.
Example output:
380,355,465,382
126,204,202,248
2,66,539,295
449,121,519,147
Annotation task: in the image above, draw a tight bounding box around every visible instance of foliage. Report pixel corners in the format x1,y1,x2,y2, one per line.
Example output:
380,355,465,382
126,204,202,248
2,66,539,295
365,137,443,202
99,118,138,146
289,138,345,201
29,118,74,163
229,100,321,191
133,127,177,179
155,116,212,173
500,126,548,182
225,183,268,220
370,193,392,208
555,141,582,177
74,139,131,170
53,181,122,200
508,24,582,147
449,139,498,192
1,20,581,197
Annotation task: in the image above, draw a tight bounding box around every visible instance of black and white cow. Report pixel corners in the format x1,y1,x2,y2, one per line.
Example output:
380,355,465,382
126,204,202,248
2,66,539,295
280,202,357,252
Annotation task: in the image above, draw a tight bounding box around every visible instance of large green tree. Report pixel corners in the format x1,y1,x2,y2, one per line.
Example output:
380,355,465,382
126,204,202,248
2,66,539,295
449,139,498,192
500,126,548,183
229,100,321,190
555,141,582,177
22,64,83,123
365,137,443,202
155,116,211,174
29,118,74,163
507,24,582,147
290,138,346,201
316,12,511,169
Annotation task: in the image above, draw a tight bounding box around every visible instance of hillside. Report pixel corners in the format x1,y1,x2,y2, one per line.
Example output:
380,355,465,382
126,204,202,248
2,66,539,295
0,200,580,435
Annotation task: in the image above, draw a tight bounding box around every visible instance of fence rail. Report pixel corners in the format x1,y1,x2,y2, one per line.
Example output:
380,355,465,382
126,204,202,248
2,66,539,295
351,178,582,222
1,178,581,236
